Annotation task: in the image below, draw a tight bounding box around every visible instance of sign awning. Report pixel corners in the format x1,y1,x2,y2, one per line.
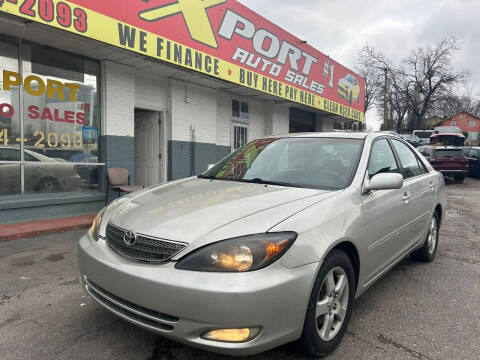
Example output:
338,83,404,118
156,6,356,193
0,0,365,121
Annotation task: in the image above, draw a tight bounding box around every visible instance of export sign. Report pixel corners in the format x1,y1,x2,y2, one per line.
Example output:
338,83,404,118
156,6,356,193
0,0,365,121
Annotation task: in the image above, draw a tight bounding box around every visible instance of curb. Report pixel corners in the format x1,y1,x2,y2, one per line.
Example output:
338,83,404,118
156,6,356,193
0,214,96,242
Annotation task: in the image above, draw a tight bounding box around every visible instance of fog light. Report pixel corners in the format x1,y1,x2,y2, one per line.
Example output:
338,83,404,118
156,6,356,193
202,327,261,343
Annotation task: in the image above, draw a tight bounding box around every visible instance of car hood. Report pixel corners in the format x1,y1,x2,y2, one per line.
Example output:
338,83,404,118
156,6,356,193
104,177,337,245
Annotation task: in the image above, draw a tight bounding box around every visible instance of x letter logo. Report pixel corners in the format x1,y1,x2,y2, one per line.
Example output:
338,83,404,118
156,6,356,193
139,0,226,48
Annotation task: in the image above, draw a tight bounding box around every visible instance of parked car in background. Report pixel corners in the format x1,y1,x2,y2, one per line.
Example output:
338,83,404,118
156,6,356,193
430,132,465,146
80,132,446,358
418,146,468,181
0,147,80,194
413,130,434,144
462,147,480,177
69,153,100,189
433,126,463,134
400,133,423,147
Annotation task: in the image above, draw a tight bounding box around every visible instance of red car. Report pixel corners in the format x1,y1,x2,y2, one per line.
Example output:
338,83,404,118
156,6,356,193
418,146,468,181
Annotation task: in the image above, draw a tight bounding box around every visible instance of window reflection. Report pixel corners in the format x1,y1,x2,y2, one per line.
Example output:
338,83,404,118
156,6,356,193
22,41,100,163
0,35,102,196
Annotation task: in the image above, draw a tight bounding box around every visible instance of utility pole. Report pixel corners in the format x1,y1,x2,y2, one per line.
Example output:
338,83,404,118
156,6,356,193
383,68,388,130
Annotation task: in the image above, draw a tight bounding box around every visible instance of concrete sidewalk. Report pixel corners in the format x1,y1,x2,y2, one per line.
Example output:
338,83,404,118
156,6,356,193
0,214,95,242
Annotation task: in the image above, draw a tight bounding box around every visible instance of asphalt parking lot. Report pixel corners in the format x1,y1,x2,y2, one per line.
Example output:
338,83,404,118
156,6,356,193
1,177,479,360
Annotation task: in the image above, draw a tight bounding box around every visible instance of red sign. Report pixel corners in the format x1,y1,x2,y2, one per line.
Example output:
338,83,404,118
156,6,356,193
1,0,365,120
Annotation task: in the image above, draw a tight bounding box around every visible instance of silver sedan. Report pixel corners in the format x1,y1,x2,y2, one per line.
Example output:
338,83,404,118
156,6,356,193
78,132,446,358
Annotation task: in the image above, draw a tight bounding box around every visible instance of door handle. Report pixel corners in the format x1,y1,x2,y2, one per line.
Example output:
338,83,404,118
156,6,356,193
402,192,410,203
428,182,434,190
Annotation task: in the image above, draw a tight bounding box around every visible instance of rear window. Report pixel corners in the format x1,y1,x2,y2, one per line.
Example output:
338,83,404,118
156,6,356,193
434,149,466,158
414,131,433,139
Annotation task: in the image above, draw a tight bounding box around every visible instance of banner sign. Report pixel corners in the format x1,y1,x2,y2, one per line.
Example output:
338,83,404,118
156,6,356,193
0,0,365,121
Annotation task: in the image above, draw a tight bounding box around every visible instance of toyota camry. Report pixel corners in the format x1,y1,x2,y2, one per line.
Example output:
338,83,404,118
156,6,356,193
78,132,446,358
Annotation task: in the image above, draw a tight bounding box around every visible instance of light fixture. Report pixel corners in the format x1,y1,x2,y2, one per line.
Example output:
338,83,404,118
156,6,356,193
202,327,262,343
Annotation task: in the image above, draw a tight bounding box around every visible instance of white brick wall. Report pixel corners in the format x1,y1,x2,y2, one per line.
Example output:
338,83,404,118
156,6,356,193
216,91,231,147
102,61,135,137
248,98,267,141
266,102,289,136
135,73,167,111
170,80,217,144
102,62,288,145
321,116,335,132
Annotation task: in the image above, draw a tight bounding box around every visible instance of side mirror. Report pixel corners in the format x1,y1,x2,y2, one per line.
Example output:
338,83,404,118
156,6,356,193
365,173,403,192
206,164,215,171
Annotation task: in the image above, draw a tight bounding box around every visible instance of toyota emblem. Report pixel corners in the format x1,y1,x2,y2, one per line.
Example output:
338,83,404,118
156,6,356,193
123,231,137,246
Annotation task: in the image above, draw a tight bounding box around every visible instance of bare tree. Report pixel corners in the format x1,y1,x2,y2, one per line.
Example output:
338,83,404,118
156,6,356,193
359,46,410,132
401,37,468,130
430,89,480,118
358,38,469,131
356,49,382,114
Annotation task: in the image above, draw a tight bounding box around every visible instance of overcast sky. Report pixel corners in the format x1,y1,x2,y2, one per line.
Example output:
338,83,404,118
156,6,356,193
239,0,480,129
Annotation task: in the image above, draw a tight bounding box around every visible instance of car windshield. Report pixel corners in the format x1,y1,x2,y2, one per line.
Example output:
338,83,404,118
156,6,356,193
414,131,433,139
434,149,465,158
201,137,364,190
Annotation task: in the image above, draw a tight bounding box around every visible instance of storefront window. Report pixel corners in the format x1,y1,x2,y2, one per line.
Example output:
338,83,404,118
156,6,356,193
0,35,103,195
0,35,21,194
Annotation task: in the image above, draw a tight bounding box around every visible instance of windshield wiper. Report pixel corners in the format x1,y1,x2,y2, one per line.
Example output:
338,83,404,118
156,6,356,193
238,178,306,188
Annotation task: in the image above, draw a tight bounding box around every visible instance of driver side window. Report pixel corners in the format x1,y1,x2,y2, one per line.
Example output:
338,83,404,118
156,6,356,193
368,139,399,178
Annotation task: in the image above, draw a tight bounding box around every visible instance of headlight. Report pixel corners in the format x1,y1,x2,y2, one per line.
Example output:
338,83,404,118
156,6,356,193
89,207,107,241
175,232,297,272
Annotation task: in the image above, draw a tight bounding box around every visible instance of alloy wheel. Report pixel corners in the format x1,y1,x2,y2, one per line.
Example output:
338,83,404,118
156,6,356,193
427,217,437,254
315,266,349,341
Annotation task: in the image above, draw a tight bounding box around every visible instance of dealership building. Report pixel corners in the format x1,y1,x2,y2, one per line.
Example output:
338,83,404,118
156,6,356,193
0,0,365,224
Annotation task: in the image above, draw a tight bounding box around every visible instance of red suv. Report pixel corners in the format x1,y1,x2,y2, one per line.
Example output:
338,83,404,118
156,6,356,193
418,146,468,181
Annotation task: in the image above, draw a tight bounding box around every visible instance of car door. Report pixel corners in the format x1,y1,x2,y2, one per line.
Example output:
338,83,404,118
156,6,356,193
390,139,435,251
361,137,411,284
467,149,480,175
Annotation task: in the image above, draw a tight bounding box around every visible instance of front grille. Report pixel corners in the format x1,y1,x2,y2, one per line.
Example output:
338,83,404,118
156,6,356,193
84,277,177,332
106,223,187,263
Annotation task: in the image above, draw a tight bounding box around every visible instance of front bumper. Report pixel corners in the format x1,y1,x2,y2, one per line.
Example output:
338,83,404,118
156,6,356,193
78,233,319,356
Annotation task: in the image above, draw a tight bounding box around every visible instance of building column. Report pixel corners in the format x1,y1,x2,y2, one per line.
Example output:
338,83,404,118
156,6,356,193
101,60,135,192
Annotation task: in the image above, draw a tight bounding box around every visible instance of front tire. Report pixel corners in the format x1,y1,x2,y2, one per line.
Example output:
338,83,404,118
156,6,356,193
411,212,439,262
454,175,464,182
300,250,355,358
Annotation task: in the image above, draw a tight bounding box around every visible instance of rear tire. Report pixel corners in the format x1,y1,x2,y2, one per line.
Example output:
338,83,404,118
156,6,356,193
411,212,439,262
36,177,61,193
300,250,355,358
454,175,464,182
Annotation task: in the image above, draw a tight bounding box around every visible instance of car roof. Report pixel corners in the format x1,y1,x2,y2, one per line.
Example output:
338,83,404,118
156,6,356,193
266,131,371,140
431,132,464,136
427,146,465,150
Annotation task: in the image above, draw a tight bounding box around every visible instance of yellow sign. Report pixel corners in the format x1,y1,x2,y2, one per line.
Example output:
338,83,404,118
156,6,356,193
0,0,364,122
139,0,226,48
